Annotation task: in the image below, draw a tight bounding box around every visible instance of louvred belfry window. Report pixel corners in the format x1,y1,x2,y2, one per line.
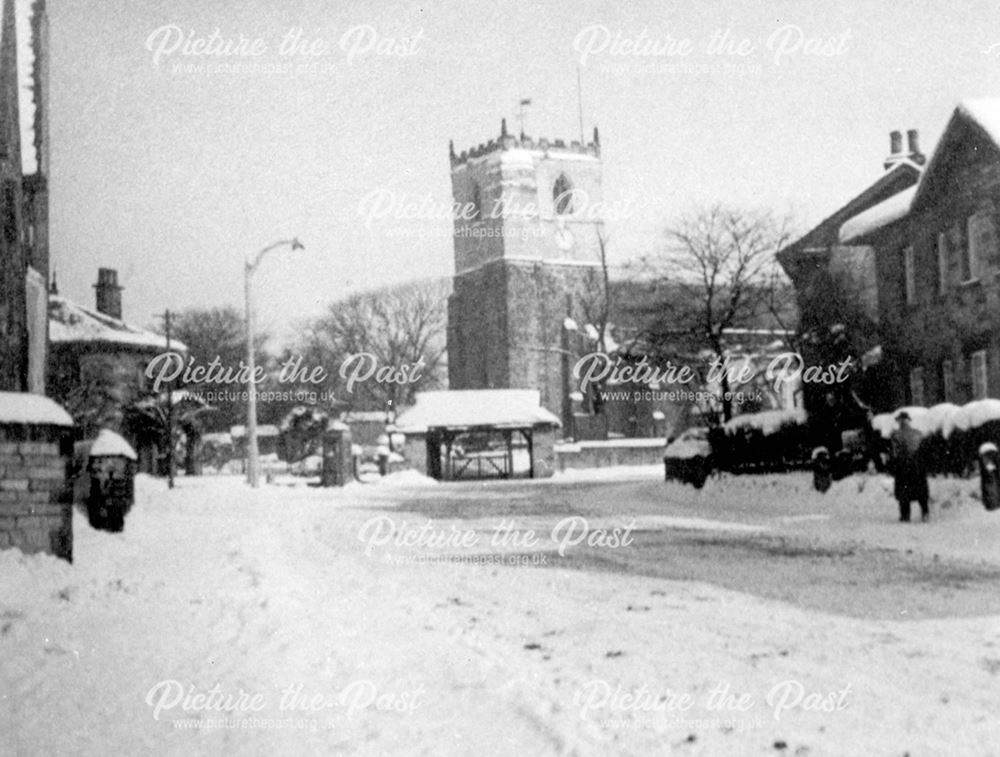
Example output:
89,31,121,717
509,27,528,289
553,174,574,215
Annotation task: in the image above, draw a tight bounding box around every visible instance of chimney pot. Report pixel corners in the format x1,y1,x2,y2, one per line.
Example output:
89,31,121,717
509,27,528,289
907,129,920,155
889,130,902,155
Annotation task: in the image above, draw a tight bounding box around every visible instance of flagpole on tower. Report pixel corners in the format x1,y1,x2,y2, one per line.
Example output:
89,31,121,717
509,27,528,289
577,65,585,145
518,98,531,139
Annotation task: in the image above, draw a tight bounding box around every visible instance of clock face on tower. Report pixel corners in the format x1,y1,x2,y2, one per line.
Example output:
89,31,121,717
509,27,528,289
555,223,575,251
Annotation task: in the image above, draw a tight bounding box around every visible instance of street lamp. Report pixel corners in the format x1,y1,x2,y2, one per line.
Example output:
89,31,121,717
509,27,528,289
244,237,304,487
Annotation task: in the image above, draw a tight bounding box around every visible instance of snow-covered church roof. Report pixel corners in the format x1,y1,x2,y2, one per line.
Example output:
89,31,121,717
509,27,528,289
49,295,186,352
395,389,561,432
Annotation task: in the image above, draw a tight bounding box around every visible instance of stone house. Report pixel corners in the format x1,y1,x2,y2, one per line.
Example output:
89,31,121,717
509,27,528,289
838,100,1000,408
47,268,186,471
0,0,49,394
778,125,927,415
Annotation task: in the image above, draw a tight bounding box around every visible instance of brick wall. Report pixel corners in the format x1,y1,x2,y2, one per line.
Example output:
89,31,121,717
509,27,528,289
0,422,72,560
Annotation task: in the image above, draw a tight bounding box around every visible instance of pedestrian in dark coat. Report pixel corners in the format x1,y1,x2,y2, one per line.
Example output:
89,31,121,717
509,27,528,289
890,411,929,522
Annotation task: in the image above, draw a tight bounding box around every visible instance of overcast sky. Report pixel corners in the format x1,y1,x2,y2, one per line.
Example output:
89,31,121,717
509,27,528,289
44,0,1000,339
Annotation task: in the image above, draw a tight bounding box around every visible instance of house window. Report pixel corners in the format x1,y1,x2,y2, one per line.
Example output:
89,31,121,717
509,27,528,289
909,367,924,407
941,359,954,403
966,212,997,281
553,173,574,215
937,232,948,294
903,245,916,304
971,350,988,400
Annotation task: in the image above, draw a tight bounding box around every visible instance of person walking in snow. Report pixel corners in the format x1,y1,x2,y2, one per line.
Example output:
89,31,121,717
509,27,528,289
889,411,929,522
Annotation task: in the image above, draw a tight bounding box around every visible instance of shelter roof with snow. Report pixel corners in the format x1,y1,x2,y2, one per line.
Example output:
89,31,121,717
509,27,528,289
395,390,561,433
49,294,185,352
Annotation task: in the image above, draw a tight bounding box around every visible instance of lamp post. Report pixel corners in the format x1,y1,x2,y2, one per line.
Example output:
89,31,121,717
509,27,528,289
244,237,304,487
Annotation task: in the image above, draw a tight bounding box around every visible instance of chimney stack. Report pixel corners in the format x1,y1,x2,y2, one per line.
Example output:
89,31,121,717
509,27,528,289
94,267,122,319
884,129,925,170
883,130,904,170
907,129,925,165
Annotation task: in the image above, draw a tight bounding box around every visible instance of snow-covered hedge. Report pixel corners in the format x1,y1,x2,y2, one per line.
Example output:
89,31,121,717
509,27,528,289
710,408,812,473
871,400,1000,476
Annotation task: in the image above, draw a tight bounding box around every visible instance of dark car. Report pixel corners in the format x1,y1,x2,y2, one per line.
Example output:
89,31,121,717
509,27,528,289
664,427,713,489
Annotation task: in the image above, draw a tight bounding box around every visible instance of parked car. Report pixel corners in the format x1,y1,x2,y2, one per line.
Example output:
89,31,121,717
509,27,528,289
664,427,713,489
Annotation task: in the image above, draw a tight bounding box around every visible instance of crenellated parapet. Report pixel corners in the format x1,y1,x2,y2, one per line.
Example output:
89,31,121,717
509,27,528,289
450,119,600,167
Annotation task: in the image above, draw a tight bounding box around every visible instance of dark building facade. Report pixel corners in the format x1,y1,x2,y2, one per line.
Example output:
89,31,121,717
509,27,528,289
778,127,926,414
0,0,48,394
843,100,1000,408
782,99,1000,412
446,121,607,428
48,268,186,470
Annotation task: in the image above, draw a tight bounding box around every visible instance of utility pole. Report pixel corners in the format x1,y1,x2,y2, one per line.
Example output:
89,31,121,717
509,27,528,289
163,309,175,489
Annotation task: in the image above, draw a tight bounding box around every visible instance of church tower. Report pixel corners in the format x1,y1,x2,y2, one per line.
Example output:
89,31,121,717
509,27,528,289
446,120,606,422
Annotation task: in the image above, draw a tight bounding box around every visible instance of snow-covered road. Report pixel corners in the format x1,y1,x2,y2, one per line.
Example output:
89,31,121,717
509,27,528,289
2,469,999,756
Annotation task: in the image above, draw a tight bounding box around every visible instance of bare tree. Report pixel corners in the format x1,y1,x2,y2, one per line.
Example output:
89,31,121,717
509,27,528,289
577,228,613,413
296,277,450,411
646,205,794,421
169,306,269,431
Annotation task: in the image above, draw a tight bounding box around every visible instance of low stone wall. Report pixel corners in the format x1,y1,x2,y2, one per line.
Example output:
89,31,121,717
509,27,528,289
555,439,666,471
0,424,74,561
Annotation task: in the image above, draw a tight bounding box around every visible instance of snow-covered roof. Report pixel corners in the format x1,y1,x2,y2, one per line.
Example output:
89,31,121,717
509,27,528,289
395,389,561,432
89,429,137,460
0,392,73,427
838,186,916,244
49,295,187,352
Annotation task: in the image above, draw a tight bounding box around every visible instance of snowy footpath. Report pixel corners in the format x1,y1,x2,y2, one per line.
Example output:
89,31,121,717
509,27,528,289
1,469,999,756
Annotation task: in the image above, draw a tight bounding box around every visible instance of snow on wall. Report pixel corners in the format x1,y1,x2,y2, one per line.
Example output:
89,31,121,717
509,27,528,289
0,392,73,427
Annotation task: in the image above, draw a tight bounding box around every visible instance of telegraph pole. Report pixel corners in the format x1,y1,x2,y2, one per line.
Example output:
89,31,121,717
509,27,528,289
163,309,175,489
